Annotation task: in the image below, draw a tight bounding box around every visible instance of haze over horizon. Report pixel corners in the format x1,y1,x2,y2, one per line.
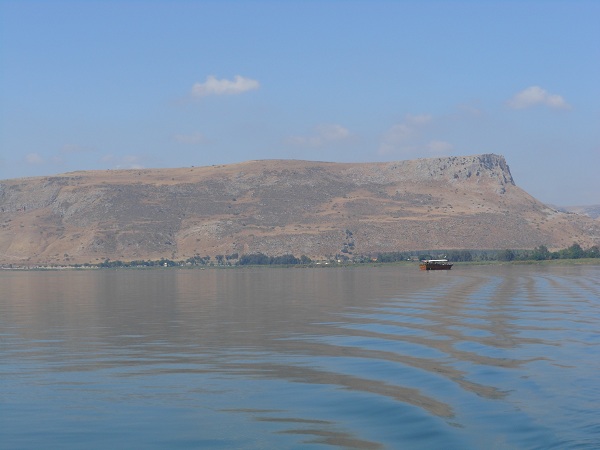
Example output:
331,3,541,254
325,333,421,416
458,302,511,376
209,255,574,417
1,0,598,206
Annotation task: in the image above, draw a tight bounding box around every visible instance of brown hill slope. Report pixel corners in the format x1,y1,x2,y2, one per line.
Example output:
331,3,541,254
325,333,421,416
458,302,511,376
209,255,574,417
558,204,600,220
1,154,599,265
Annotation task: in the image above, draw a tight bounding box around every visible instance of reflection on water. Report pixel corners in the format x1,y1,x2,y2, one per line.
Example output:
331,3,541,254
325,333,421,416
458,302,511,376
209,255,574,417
1,265,599,449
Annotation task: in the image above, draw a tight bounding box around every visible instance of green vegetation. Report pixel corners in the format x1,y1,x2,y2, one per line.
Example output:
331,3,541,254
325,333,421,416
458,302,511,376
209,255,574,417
238,253,312,266
81,253,313,269
374,243,599,264
22,242,598,269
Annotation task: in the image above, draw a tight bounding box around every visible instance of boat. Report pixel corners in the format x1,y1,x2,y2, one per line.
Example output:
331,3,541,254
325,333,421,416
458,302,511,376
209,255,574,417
419,259,453,270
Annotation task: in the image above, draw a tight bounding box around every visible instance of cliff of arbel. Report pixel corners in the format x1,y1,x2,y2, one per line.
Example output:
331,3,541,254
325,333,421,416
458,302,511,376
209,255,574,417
1,154,599,265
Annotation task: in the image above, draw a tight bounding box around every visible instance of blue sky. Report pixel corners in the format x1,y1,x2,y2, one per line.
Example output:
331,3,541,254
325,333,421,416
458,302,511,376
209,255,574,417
1,0,598,205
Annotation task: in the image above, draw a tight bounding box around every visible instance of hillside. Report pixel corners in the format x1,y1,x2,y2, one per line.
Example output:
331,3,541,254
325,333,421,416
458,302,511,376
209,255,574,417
557,204,600,220
1,154,599,265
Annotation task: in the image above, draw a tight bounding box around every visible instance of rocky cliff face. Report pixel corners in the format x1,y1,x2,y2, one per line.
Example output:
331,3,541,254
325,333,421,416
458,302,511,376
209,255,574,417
1,154,598,264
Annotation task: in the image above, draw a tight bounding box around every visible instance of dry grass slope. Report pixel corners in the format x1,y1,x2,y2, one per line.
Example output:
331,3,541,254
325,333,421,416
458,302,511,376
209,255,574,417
1,154,599,265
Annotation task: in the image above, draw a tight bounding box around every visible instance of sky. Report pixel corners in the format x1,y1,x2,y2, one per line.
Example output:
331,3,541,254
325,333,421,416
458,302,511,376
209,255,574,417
1,0,599,206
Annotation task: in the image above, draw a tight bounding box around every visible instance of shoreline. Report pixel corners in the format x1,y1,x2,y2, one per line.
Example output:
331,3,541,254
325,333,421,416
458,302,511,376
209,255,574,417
2,258,600,271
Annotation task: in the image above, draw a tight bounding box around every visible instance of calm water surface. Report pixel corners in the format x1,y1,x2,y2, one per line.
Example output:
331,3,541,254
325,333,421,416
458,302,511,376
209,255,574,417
1,265,599,449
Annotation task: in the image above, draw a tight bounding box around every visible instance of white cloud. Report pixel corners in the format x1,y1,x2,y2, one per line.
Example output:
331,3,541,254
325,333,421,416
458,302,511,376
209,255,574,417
286,124,353,147
100,154,144,170
25,153,44,165
378,114,432,155
406,114,432,125
173,132,209,145
427,140,454,155
315,124,351,141
507,86,571,110
456,103,483,117
377,114,457,158
191,75,260,97
378,124,412,153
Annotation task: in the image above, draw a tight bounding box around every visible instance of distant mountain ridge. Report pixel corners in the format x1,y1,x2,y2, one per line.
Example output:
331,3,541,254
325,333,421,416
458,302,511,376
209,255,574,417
1,154,599,265
556,205,600,220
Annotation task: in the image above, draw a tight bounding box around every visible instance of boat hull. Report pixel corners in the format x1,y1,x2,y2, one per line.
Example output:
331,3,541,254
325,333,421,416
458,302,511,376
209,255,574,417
419,262,453,271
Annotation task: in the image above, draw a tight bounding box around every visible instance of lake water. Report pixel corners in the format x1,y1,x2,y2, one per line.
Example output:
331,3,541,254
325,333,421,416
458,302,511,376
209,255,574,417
1,265,599,449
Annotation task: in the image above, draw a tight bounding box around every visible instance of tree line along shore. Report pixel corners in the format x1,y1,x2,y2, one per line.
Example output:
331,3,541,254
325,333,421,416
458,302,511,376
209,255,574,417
2,243,598,270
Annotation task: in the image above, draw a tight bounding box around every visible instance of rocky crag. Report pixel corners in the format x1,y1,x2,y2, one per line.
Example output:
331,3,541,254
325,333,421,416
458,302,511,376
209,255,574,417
1,154,599,265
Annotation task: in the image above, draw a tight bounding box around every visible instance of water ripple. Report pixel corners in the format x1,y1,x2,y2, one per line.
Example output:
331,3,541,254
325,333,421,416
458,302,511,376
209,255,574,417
1,265,599,449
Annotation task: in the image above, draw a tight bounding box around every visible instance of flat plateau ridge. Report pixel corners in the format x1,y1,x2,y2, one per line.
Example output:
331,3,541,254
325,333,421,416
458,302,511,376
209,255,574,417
1,154,599,265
